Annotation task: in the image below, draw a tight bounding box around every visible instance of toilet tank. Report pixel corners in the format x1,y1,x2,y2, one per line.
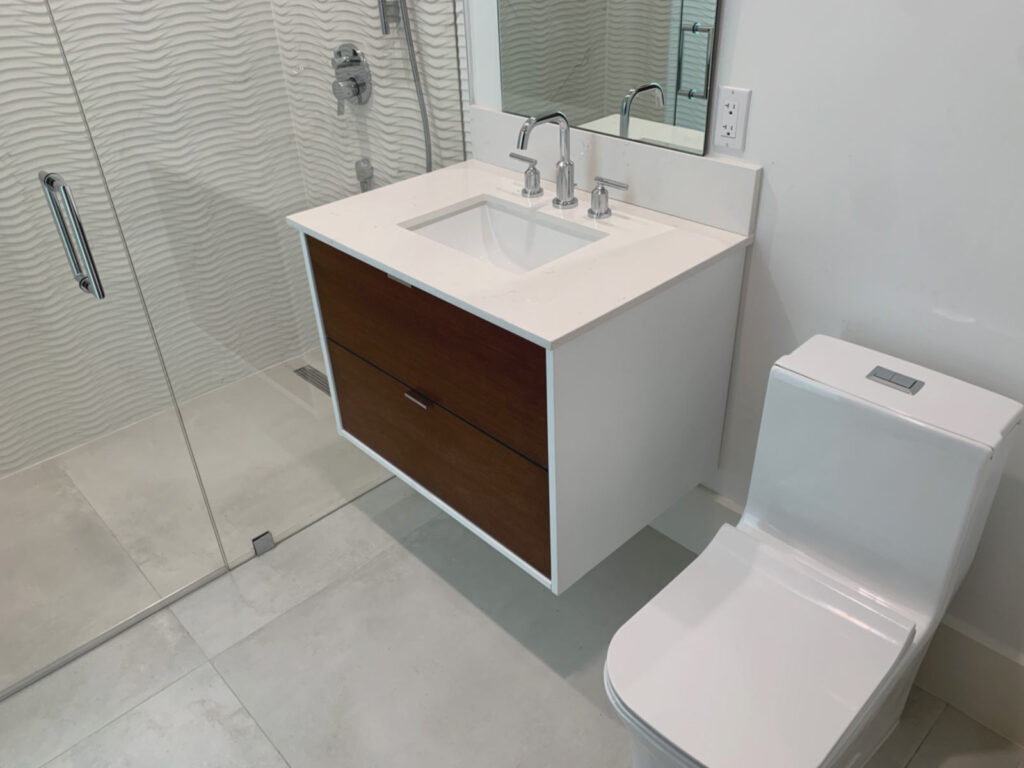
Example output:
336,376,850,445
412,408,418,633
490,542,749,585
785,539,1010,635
740,335,1021,623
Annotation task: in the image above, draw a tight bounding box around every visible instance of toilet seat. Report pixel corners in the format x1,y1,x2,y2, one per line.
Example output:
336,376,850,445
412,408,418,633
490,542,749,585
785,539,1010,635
605,525,916,768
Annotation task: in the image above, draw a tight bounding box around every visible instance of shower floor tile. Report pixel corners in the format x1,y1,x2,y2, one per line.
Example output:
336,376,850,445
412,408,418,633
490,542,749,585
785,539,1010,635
0,463,159,695
56,409,223,598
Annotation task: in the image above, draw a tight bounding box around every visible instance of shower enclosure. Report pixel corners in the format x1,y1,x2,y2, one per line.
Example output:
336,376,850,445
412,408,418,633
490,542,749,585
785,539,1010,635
0,0,465,699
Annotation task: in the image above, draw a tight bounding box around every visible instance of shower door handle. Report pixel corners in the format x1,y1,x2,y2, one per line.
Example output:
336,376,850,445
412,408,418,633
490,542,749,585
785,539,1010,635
681,21,715,101
39,172,105,299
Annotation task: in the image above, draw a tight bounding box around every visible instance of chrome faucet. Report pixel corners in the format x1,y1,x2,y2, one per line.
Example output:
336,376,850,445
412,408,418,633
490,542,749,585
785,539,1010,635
516,112,577,209
620,82,665,138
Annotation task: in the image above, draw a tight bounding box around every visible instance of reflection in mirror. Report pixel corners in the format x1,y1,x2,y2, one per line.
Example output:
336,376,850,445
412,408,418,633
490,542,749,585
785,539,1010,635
497,0,720,155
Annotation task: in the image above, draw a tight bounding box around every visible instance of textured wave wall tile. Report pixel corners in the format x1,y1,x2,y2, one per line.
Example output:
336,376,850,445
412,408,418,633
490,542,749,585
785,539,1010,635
497,0,608,124
50,0,320,403
0,1,176,475
270,0,466,206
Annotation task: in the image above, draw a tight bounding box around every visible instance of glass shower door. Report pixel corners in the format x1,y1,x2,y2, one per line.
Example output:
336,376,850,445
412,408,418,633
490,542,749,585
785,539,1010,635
47,0,398,567
0,0,225,698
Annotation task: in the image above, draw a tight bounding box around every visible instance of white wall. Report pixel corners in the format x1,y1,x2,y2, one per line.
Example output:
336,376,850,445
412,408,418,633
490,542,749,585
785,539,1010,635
708,0,1024,665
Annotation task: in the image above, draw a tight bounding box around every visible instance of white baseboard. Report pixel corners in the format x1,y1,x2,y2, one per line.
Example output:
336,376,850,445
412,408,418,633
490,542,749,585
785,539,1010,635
653,485,1024,747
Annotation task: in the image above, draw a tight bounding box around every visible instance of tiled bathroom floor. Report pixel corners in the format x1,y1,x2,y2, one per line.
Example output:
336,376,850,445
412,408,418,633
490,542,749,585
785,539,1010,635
0,351,387,695
0,479,1020,768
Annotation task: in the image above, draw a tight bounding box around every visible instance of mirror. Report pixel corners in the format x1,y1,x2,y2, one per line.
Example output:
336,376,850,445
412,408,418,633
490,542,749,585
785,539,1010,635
496,0,721,155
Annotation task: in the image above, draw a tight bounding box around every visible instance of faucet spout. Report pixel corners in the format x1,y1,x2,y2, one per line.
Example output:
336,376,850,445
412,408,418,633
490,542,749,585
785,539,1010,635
516,116,536,151
515,112,576,209
620,82,665,138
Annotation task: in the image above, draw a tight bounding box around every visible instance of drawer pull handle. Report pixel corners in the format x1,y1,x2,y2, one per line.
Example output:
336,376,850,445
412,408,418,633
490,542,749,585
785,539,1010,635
404,390,431,409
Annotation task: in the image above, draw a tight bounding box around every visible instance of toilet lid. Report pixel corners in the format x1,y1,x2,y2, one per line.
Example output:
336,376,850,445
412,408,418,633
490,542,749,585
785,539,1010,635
606,525,916,768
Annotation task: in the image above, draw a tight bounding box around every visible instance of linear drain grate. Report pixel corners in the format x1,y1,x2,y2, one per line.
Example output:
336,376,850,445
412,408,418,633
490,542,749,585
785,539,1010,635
294,365,330,395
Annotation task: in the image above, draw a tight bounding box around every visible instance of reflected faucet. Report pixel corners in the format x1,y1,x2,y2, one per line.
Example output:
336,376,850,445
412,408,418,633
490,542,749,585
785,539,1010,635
516,112,577,209
620,83,665,138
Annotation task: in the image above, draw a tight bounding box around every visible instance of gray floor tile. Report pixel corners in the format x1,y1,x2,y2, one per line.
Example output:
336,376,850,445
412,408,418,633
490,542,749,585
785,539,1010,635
57,409,223,598
397,513,698,715
213,515,693,767
0,462,159,694
907,706,1024,768
42,664,288,768
0,611,205,768
180,366,390,566
867,687,947,768
172,478,437,657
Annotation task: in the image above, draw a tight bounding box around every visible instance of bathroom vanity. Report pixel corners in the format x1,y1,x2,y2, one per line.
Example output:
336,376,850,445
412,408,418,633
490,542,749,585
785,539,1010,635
289,160,749,593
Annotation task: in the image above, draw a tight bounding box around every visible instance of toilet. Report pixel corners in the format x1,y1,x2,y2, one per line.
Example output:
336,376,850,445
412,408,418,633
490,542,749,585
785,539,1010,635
605,335,1022,768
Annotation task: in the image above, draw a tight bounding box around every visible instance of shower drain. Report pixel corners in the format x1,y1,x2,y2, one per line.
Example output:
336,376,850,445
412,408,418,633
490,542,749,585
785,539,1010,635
294,365,330,395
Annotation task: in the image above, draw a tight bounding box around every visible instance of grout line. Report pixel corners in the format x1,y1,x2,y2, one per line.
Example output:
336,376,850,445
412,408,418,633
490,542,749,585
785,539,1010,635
206,481,436,662
209,533,406,662
0,569,224,704
35,660,208,768
210,665,293,768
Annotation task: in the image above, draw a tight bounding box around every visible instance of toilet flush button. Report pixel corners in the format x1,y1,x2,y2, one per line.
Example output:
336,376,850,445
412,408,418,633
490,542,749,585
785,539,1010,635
868,366,924,394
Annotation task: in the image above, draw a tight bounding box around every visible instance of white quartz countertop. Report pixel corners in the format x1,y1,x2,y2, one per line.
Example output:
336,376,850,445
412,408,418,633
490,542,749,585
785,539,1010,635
286,160,750,347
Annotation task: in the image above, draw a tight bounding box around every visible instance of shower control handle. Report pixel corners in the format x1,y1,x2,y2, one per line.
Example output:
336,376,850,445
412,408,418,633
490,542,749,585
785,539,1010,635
38,172,105,299
332,44,373,115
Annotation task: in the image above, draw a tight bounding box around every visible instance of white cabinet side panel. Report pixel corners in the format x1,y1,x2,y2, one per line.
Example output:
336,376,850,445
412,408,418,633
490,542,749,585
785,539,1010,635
551,247,746,591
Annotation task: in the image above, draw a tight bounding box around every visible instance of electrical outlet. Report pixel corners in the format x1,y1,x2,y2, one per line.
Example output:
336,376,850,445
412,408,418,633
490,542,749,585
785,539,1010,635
714,86,751,150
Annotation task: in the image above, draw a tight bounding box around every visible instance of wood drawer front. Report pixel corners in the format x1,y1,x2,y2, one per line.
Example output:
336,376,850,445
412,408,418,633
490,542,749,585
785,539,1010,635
308,237,548,468
329,342,551,576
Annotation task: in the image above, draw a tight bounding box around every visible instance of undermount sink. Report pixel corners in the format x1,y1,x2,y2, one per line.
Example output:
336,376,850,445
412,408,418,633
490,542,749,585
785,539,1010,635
401,194,606,273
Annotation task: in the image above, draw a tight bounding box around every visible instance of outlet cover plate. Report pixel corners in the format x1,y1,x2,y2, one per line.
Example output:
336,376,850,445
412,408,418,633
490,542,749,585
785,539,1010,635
714,86,751,151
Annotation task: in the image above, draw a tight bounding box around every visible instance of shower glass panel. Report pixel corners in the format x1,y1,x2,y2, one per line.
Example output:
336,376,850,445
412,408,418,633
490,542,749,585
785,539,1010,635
47,0,465,566
0,1,224,697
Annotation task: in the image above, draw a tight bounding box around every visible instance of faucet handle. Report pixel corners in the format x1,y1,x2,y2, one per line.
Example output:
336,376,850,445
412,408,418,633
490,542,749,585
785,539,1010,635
594,176,629,192
509,152,543,198
587,176,628,219
509,152,537,167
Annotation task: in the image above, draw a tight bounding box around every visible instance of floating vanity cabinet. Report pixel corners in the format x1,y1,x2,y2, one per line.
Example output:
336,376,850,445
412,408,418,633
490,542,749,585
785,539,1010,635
303,232,746,593
290,159,756,594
